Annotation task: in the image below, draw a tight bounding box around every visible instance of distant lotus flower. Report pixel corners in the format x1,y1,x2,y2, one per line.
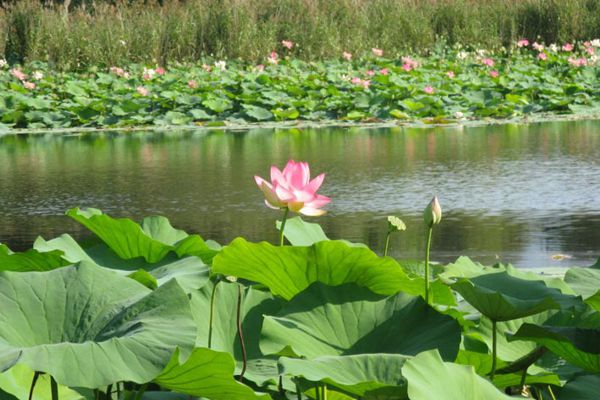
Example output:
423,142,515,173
0,59,8,68
457,51,468,60
482,58,494,67
142,68,156,80
489,70,499,78
202,64,212,72
156,67,166,75
351,77,370,89
586,46,595,55
110,66,128,78
342,51,352,61
281,40,294,49
32,71,43,80
517,39,529,47
568,57,587,67
401,56,419,71
23,81,35,90
214,61,227,71
372,48,383,57
366,70,375,76
267,51,279,65
379,68,389,75
584,41,592,47
538,52,548,60
424,86,435,94
136,86,149,96
562,43,574,52
549,44,559,52
532,42,544,51
188,80,198,89
591,39,600,47
10,68,26,81
255,64,265,72
454,111,464,119
447,71,455,78
254,160,331,216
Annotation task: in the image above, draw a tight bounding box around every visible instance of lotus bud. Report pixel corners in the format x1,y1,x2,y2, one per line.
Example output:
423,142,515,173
424,196,442,227
387,216,406,233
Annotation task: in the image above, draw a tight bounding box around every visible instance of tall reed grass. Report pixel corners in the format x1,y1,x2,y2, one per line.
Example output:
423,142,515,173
1,0,599,69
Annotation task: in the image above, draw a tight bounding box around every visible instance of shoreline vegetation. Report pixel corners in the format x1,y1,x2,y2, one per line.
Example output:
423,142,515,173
1,40,599,130
0,0,600,68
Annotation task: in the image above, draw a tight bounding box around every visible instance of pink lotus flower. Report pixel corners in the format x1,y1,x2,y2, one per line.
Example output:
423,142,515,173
351,77,370,89
446,71,455,78
584,41,592,47
282,40,294,49
379,68,389,75
156,67,166,75
424,86,435,94
136,86,149,96
517,39,529,47
267,51,279,65
489,70,499,78
372,48,383,57
10,68,26,81
255,64,265,72
188,80,198,89
586,46,595,55
254,160,331,216
401,56,419,71
538,52,548,60
562,43,574,52
366,70,375,76
109,66,129,78
342,51,352,61
23,81,35,90
532,42,544,52
482,58,494,67
568,57,587,67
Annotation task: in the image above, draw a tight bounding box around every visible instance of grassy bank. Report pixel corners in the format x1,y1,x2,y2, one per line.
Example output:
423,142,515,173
1,0,600,69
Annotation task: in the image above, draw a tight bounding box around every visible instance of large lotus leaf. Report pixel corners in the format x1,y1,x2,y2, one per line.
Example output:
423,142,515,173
66,208,217,264
212,238,422,300
34,234,209,292
190,281,284,385
402,350,513,400
154,348,270,400
558,374,600,400
0,244,70,272
261,283,461,361
564,267,600,310
276,217,366,248
0,365,83,400
451,272,579,321
510,324,600,372
279,355,409,399
0,263,196,388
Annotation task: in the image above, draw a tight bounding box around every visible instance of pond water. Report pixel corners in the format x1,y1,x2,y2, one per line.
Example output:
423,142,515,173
1,120,599,268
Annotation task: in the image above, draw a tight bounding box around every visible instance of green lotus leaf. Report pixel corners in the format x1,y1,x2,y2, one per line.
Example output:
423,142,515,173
154,348,270,400
212,238,422,300
190,280,284,385
279,355,409,399
0,244,70,272
66,208,217,264
558,374,600,400
276,217,328,246
510,323,600,373
565,267,600,310
451,272,579,322
0,365,83,400
0,262,196,388
261,283,461,361
402,350,513,400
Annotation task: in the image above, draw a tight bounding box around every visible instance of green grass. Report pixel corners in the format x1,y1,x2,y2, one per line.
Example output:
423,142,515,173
1,0,600,70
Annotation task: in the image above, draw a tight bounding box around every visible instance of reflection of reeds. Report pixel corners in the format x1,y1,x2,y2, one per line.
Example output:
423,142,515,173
0,0,599,69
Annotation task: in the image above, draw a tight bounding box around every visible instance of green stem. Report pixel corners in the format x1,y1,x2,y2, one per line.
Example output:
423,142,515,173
491,319,497,381
133,383,148,400
295,380,302,400
236,284,247,381
322,383,327,400
424,226,433,304
28,371,41,400
519,367,528,392
548,386,557,400
106,384,112,400
279,208,290,246
50,376,59,400
383,232,391,257
208,279,221,349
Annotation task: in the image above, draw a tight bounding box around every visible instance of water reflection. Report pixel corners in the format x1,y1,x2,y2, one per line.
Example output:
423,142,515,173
0,120,599,267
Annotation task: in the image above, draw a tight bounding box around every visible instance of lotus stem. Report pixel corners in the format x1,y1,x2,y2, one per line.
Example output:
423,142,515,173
424,226,433,304
383,232,391,257
133,383,148,400
278,375,285,396
295,380,302,400
322,383,327,400
208,278,221,349
519,367,528,392
236,284,247,381
548,386,557,400
279,207,290,246
28,371,41,400
116,383,121,399
50,376,59,400
106,384,112,399
491,319,497,381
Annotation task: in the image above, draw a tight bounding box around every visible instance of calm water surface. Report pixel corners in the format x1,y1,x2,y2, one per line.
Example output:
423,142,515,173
1,120,599,267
